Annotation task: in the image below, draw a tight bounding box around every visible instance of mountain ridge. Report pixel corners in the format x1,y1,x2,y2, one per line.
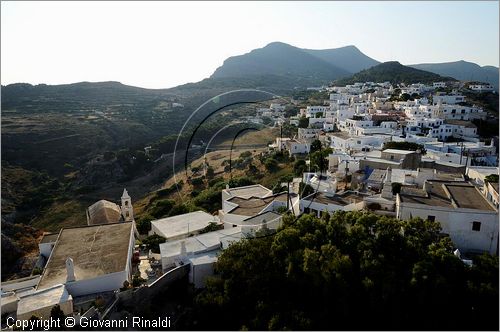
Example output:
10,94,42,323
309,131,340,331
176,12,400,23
334,61,456,85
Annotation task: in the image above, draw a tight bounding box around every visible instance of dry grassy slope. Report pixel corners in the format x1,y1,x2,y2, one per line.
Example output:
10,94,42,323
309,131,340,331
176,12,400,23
133,127,290,218
31,200,87,231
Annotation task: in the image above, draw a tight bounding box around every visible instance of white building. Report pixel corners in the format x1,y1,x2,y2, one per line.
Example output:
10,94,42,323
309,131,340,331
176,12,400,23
306,106,329,118
469,84,494,92
36,222,135,297
433,82,447,88
286,139,311,155
396,180,498,254
86,188,134,225
159,227,243,288
149,211,222,241
16,284,73,320
300,191,366,217
432,94,466,105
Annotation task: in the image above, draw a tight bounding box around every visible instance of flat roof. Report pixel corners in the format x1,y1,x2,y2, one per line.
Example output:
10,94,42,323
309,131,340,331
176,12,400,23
39,233,59,244
160,227,242,259
18,284,72,317
224,184,272,199
329,131,350,139
303,191,364,206
240,211,282,227
382,149,416,154
37,222,133,290
399,181,496,211
151,211,220,239
188,251,219,266
228,193,292,216
444,119,477,128
445,183,496,211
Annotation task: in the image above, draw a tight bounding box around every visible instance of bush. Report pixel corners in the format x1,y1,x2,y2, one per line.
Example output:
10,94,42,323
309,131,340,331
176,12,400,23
240,151,252,159
264,158,279,173
142,234,166,253
132,275,147,287
391,182,402,194
136,214,154,234
149,199,175,218
191,177,204,187
485,174,499,183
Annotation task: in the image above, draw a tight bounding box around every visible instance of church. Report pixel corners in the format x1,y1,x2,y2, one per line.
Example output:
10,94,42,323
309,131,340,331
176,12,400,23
86,188,134,225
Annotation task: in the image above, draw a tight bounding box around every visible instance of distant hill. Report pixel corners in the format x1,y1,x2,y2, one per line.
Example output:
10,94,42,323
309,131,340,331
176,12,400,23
410,61,499,89
1,81,173,110
302,45,379,73
334,61,456,85
211,42,352,87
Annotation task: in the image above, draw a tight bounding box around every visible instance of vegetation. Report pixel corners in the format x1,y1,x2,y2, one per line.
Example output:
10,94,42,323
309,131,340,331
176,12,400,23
183,212,498,330
335,61,455,85
200,222,223,234
391,182,402,194
383,141,426,155
293,159,307,176
298,116,309,128
142,234,167,253
485,174,499,183
309,147,332,172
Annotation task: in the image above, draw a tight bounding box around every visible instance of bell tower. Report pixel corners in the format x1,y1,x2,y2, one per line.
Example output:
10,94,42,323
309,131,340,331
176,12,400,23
121,188,134,222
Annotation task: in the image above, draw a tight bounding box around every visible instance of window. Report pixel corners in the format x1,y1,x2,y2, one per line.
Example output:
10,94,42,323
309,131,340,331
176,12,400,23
126,211,129,217
125,201,129,206
427,215,435,222
472,221,481,231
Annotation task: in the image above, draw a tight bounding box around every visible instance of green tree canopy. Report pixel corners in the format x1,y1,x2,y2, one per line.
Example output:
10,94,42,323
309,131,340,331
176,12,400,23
188,211,498,330
298,116,309,128
383,141,426,155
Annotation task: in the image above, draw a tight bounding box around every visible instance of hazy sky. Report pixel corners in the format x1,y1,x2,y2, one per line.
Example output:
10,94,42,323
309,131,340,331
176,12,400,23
2,1,498,89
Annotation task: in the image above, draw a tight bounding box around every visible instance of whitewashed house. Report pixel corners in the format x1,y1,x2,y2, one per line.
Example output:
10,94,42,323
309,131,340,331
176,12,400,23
396,180,498,254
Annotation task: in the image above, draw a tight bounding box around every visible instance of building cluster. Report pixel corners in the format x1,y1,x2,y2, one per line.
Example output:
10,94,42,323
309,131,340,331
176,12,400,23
1,80,497,325
269,80,499,260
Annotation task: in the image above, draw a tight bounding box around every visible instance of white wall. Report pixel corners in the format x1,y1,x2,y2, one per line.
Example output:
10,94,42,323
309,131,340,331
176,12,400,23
65,270,130,297
397,199,498,254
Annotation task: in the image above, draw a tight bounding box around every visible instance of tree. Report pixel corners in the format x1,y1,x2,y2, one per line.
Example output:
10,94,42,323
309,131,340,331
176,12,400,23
309,148,332,172
206,166,215,179
298,116,309,128
264,158,279,173
50,305,66,330
136,214,154,234
293,159,307,176
186,211,499,330
391,182,402,194
485,174,499,183
142,234,166,253
310,140,322,153
299,182,314,198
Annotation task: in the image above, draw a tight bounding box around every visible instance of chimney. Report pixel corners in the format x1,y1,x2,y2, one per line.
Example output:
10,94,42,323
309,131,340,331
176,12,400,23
180,241,187,256
66,257,76,282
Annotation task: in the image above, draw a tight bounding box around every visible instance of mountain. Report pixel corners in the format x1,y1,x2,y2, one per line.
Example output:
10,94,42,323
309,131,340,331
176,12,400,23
334,61,456,85
302,45,379,73
410,61,499,88
210,42,351,86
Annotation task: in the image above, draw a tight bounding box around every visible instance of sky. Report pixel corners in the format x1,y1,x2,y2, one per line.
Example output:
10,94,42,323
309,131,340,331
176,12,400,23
1,1,499,89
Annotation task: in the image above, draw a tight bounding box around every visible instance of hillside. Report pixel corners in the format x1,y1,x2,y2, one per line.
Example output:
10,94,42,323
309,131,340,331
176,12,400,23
211,42,351,86
334,61,456,85
303,45,379,73
410,61,499,89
